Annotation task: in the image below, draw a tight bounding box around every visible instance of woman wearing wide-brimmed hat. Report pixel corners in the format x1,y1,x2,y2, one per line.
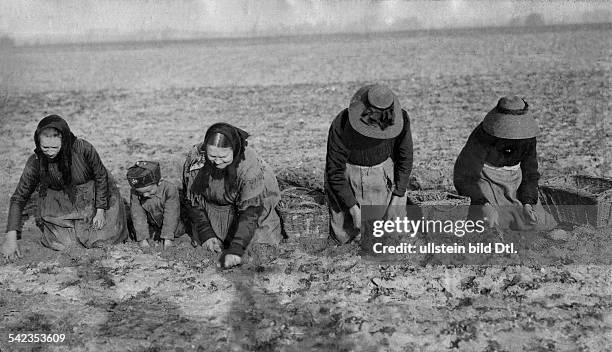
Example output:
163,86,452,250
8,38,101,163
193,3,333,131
325,84,413,244
2,115,128,261
454,96,556,231
182,123,283,268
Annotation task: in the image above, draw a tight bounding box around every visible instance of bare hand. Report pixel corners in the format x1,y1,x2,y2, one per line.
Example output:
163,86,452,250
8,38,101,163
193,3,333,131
203,238,223,253
384,194,405,220
523,204,537,224
349,205,361,231
218,254,242,268
2,231,22,263
92,209,106,230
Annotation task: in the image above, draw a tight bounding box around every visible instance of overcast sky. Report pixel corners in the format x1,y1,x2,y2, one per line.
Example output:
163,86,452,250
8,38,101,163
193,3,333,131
1,0,610,44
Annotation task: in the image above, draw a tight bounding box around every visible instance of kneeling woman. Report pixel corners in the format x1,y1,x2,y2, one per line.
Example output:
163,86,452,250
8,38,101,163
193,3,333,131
2,115,128,260
454,96,556,231
183,123,282,268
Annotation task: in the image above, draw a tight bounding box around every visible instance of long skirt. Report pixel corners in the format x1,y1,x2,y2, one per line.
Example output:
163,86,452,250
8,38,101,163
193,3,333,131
471,163,557,231
326,158,407,244
37,177,128,250
200,179,282,247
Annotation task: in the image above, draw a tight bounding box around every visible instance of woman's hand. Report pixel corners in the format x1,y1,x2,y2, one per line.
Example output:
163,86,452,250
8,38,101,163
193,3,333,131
482,203,500,228
384,194,405,220
218,254,242,268
92,209,106,230
349,205,361,231
523,204,538,224
2,231,22,263
203,238,223,253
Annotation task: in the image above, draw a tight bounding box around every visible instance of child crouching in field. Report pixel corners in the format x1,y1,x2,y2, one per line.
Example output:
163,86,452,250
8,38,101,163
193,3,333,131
127,161,187,249
454,95,557,232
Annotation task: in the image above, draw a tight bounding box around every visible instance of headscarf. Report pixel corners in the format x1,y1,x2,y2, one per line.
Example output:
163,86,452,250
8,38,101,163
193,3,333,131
190,123,249,196
33,114,77,200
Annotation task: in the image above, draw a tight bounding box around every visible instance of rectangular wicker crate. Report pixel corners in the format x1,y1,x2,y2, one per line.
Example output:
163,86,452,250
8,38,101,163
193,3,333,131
539,174,612,228
277,186,329,240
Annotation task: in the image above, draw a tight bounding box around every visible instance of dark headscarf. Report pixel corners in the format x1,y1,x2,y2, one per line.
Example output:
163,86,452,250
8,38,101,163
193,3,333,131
34,115,77,200
190,123,249,196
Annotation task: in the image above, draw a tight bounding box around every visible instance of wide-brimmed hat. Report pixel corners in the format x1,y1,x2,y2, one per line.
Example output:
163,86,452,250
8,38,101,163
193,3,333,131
348,84,404,139
127,161,161,188
482,96,539,139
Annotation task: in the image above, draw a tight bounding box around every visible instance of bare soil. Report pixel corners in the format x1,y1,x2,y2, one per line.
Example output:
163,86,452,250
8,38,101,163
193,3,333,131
0,25,611,351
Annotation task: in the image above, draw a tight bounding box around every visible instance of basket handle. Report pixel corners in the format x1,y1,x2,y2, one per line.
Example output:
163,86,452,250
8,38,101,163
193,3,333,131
409,192,467,211
428,203,463,212
281,186,318,195
286,201,322,209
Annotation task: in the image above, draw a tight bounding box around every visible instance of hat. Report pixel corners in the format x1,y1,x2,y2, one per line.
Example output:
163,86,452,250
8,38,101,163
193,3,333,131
348,84,404,139
126,161,161,188
482,96,539,139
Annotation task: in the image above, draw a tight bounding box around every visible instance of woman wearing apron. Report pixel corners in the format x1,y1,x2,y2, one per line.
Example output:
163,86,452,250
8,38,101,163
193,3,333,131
325,84,414,244
183,123,282,268
454,95,557,231
2,115,128,261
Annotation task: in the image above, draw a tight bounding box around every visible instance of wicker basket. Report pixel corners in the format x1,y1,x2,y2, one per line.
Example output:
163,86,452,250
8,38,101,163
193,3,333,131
277,186,329,239
406,190,471,223
539,174,612,228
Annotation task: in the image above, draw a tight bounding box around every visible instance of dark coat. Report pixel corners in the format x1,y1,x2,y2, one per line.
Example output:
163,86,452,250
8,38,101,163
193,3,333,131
453,123,539,205
7,138,109,232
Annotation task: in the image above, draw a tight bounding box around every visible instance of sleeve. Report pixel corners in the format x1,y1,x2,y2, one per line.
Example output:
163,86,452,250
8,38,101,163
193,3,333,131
453,127,489,205
81,140,109,210
182,154,216,245
517,139,540,205
160,184,180,239
325,111,358,210
130,191,150,241
225,159,266,257
7,155,40,233
392,111,414,196
187,206,217,245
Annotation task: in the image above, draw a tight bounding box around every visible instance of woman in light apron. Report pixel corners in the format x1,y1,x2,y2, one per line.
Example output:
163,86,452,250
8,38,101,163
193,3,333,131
454,96,557,231
183,123,282,268
325,84,414,244
2,115,128,261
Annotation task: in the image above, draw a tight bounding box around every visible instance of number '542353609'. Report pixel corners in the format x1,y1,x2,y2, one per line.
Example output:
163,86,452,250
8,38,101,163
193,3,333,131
7,333,66,343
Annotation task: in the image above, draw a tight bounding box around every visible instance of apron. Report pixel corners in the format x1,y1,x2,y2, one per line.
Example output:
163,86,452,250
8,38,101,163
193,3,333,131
326,158,407,244
471,162,557,231
190,159,282,247
37,174,128,250
200,186,282,246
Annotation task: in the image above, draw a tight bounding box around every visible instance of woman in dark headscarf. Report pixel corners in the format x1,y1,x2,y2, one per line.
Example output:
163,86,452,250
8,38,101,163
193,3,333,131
2,115,128,261
183,123,282,268
454,96,556,231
